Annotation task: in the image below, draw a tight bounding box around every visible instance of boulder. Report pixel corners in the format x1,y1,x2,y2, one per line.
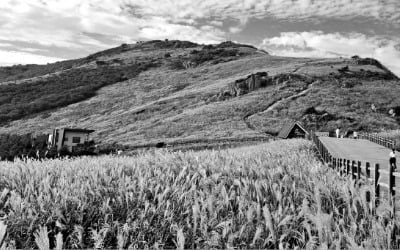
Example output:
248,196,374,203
230,72,271,96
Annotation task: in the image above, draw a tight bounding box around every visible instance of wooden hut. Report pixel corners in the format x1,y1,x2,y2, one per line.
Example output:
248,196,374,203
277,122,308,139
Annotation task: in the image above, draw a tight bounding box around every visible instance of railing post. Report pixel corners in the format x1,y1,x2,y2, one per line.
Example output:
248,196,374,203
389,163,395,216
328,155,332,168
357,161,361,180
347,159,351,176
366,162,371,204
351,160,356,179
333,157,336,171
339,159,343,176
366,162,370,179
374,163,380,212
333,158,336,171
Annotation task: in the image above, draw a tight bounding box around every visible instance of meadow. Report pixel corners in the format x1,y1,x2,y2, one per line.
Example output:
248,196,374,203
0,139,398,249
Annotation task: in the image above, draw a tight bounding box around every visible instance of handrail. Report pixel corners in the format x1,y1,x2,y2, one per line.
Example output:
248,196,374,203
358,132,396,149
309,130,397,216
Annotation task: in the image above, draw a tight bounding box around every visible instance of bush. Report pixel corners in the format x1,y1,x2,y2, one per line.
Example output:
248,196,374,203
0,133,49,160
169,60,186,70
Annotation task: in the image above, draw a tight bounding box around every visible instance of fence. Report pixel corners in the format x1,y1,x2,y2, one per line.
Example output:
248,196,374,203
359,132,396,149
310,131,398,216
315,131,329,137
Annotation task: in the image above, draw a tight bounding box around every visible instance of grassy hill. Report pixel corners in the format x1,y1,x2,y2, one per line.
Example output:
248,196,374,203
0,40,399,148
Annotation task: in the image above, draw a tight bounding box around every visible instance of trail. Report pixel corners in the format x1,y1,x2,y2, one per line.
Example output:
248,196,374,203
264,86,312,113
318,136,400,192
243,80,315,134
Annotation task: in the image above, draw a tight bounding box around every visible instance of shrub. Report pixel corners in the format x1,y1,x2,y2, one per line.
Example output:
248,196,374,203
0,133,49,160
169,60,186,70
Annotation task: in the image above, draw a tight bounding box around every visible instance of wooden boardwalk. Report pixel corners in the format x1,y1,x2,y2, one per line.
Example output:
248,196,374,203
318,136,400,202
319,137,398,170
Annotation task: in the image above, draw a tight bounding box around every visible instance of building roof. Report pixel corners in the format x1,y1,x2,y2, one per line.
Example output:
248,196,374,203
61,128,95,133
277,122,308,139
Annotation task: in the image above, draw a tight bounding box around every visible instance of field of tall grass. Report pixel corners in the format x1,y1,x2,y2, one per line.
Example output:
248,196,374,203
0,139,398,249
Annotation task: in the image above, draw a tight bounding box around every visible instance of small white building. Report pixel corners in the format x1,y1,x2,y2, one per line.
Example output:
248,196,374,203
48,128,95,152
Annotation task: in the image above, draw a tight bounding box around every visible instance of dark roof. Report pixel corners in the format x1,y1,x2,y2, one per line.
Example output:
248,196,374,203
62,128,95,133
277,122,308,139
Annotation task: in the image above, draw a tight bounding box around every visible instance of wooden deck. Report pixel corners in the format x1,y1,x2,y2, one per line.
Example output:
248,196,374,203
318,137,399,193
319,137,397,168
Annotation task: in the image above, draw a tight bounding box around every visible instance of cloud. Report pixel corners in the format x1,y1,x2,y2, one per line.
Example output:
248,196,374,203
122,0,400,25
209,20,223,27
229,27,242,34
0,0,226,48
0,50,64,65
0,43,13,47
0,0,400,65
261,31,400,77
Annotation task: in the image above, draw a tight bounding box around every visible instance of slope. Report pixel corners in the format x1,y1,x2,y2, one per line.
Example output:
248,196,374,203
0,40,399,149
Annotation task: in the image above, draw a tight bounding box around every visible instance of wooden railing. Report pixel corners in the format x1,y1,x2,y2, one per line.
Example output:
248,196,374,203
310,131,397,215
315,131,329,137
359,132,396,149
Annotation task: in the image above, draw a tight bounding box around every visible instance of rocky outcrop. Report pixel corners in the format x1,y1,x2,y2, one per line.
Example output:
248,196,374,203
229,72,271,96
226,72,312,97
351,56,383,68
350,56,398,79
209,72,313,102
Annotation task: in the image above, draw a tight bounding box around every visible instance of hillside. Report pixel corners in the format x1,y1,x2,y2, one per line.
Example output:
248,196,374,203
0,40,399,148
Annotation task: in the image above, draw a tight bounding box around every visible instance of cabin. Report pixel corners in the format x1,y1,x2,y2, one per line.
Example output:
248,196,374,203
48,128,95,152
277,122,308,139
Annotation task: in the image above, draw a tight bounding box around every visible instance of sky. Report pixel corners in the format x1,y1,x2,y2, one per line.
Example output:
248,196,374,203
1,0,400,76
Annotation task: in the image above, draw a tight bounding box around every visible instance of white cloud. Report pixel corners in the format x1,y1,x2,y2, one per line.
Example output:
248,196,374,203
0,0,400,65
229,27,242,34
121,0,400,25
0,50,64,65
19,48,47,53
0,43,13,47
209,20,223,27
261,31,400,77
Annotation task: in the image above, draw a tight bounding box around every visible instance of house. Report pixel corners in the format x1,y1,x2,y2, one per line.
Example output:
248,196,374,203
277,122,308,139
48,128,95,152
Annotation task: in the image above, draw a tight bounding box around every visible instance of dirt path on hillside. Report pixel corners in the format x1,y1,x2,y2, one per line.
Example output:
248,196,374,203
264,86,313,113
243,80,315,134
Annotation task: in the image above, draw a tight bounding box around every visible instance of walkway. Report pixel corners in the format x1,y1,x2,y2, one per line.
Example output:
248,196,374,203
319,137,399,190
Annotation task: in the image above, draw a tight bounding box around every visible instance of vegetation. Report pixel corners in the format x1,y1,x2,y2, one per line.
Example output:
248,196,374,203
0,62,155,124
0,60,81,83
0,40,399,148
0,140,398,248
0,133,50,160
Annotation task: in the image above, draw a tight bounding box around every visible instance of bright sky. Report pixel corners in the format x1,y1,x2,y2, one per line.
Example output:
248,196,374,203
1,0,400,76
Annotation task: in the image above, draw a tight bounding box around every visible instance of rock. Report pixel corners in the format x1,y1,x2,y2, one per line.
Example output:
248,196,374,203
341,79,361,88
230,72,271,96
338,66,349,73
